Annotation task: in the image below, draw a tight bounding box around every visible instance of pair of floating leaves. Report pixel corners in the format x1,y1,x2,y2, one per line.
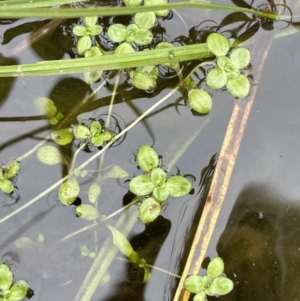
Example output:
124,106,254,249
206,33,251,98
0,263,29,301
129,167,191,202
80,245,96,259
0,160,20,194
184,257,234,301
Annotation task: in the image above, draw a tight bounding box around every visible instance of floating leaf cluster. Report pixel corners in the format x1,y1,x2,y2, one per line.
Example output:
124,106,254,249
0,160,20,194
184,256,234,301
0,263,30,301
72,120,114,148
129,145,191,224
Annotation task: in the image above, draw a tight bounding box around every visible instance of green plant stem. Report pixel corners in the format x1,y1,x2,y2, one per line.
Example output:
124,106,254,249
0,44,212,77
0,2,279,19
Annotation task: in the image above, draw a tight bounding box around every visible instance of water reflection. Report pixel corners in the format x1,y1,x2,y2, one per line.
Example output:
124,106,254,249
217,183,300,300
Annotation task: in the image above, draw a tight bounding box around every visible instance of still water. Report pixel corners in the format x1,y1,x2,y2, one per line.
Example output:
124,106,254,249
0,1,300,300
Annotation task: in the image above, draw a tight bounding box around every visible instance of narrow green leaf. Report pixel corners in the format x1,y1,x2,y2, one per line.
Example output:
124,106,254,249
129,175,154,196
108,225,134,257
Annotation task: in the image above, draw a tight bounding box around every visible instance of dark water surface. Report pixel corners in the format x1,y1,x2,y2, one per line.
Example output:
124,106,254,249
0,1,300,301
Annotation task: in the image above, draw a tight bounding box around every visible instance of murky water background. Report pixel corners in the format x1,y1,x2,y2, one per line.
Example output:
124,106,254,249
1,1,300,300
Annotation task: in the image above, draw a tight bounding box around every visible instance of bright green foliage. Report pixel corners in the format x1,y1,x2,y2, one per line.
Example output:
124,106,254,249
0,263,29,301
129,174,155,196
0,160,21,194
76,204,100,220
80,245,96,259
51,128,74,146
188,89,212,114
136,145,159,172
58,178,80,205
144,0,169,17
72,121,114,147
139,197,161,224
130,65,158,90
206,33,251,98
108,24,127,43
73,16,103,55
115,42,135,54
134,12,156,30
37,145,62,165
184,256,234,301
123,0,142,6
88,183,101,204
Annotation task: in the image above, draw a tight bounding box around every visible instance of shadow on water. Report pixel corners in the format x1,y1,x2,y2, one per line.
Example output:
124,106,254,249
216,183,300,301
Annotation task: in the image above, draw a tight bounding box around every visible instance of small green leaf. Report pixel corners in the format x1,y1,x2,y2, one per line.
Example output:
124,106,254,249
0,179,14,194
206,67,228,90
89,25,103,36
136,145,159,171
206,33,230,57
49,111,64,125
4,160,21,179
59,179,80,205
84,70,103,85
34,97,57,118
51,128,73,145
37,146,62,165
76,204,100,220
73,25,88,36
134,28,153,45
230,47,251,69
151,168,167,187
104,165,129,179
153,186,169,202
91,135,104,147
188,89,212,114
73,124,91,140
83,16,98,27
212,277,234,295
108,225,134,257
90,121,102,137
125,24,138,43
217,55,231,69
88,183,101,204
37,234,44,242
84,46,102,58
115,42,135,54
167,176,191,197
205,282,216,296
226,74,250,98
193,291,207,301
81,245,89,256
14,237,33,248
134,12,156,29
108,24,126,43
144,0,169,17
129,175,155,196
123,0,142,6
224,63,240,80
0,263,13,291
207,256,224,279
89,252,96,259
9,280,29,301
102,131,114,142
130,70,157,90
139,197,161,224
184,275,205,294
77,35,92,55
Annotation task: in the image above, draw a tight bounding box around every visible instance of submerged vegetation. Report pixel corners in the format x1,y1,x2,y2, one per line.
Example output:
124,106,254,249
0,0,294,300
